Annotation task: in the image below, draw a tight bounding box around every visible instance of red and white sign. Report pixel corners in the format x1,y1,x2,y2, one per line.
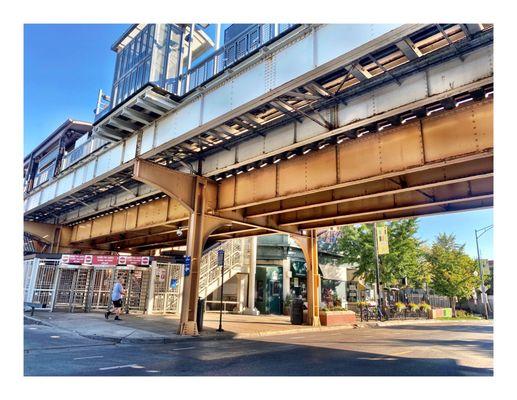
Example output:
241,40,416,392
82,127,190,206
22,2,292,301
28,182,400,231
60,254,151,266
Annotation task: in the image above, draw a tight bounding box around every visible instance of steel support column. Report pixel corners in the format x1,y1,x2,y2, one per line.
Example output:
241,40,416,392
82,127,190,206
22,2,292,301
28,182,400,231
293,230,320,326
178,177,206,335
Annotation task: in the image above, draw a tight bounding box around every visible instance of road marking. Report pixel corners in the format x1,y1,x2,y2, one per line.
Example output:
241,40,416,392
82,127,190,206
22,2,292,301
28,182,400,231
290,336,305,339
146,370,160,373
50,336,60,339
74,355,104,360
28,327,37,330
99,364,143,371
172,346,195,351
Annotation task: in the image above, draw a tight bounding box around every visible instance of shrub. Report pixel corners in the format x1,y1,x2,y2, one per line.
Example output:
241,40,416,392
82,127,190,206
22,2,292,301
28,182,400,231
409,303,420,312
419,303,431,312
394,301,406,311
455,309,471,318
357,301,368,308
321,306,348,312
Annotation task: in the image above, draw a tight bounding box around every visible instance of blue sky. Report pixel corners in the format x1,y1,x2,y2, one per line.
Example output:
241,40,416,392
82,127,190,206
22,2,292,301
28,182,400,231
23,24,494,260
24,24,129,155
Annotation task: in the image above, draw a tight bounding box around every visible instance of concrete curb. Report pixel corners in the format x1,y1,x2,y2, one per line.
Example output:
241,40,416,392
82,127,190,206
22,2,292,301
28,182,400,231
25,314,490,345
24,315,52,327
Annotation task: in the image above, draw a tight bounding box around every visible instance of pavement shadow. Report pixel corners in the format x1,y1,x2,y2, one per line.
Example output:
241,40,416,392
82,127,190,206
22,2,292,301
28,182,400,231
80,338,493,377
381,323,493,334
391,338,493,354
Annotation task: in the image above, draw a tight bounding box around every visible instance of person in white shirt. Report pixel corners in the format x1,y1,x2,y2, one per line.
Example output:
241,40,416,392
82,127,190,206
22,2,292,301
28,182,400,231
105,277,125,321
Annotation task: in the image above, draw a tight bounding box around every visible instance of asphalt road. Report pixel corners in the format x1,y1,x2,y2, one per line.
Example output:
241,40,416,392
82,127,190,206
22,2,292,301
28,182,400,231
24,320,493,376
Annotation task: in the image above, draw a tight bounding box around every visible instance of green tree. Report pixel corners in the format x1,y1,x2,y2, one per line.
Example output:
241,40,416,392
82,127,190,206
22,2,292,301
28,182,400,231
337,219,424,288
426,233,479,317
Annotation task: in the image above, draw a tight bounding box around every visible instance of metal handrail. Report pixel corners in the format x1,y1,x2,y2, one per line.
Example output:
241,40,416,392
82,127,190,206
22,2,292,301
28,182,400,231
198,238,246,299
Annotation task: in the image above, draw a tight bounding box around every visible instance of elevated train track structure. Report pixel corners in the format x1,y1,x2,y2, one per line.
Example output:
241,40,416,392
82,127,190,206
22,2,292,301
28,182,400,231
24,23,493,334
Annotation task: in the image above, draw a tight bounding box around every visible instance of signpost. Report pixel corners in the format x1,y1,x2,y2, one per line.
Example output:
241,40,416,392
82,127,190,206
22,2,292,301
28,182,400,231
216,250,225,332
373,223,389,320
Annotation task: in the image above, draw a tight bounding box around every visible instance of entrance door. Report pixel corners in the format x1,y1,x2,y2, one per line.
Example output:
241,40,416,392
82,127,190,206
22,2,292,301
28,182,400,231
255,266,283,315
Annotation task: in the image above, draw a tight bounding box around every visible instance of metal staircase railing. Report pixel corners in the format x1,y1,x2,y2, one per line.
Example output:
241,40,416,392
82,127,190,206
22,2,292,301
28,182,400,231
198,238,250,299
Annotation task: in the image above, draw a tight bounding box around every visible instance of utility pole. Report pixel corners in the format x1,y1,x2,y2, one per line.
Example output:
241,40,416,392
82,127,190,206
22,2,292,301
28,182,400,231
475,225,493,319
373,222,383,320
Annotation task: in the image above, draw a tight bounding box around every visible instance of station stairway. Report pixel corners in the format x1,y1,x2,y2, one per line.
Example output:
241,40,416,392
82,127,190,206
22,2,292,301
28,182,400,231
198,238,250,300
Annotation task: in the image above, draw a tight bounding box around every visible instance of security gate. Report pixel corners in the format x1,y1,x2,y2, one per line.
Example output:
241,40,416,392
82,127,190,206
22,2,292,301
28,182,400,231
52,266,92,312
115,267,151,314
24,257,60,310
88,267,115,310
24,254,181,315
151,263,183,314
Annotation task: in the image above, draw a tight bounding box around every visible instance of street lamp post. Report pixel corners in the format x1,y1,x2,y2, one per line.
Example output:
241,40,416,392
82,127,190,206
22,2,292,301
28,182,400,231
475,224,493,319
373,222,383,320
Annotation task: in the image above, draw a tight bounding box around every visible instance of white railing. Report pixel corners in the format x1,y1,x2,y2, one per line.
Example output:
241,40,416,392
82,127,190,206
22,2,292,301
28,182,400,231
60,137,108,171
198,238,250,299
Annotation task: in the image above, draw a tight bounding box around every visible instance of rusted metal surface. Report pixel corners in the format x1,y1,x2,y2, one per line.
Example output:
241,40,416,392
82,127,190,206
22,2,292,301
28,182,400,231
66,100,493,252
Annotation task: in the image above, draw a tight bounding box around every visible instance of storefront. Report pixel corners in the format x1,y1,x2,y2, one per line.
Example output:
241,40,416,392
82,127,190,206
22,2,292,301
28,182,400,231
255,265,283,315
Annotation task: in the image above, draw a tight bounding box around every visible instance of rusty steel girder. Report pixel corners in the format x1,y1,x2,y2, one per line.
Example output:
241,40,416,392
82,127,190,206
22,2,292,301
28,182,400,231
216,100,493,229
68,99,492,250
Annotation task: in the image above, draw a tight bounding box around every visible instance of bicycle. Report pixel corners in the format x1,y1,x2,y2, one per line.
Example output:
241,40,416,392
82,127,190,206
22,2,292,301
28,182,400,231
361,304,384,321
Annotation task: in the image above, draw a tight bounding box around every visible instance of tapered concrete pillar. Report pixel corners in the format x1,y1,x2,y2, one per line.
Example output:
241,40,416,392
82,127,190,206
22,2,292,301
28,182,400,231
293,230,321,326
243,236,260,315
234,273,247,313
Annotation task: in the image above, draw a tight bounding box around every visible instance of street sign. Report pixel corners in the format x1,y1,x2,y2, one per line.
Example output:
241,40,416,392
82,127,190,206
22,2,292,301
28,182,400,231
217,250,225,267
184,256,191,276
376,225,389,255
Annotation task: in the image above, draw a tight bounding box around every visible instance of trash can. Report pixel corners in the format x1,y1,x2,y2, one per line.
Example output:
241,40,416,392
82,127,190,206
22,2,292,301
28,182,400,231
196,298,205,332
290,298,304,325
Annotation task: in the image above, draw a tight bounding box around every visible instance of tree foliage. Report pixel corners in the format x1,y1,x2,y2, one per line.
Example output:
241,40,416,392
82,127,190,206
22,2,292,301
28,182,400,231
337,219,424,287
426,233,480,302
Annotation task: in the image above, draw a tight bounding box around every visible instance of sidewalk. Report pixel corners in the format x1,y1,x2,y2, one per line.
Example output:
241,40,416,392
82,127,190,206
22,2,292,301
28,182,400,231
24,310,491,344
25,310,360,343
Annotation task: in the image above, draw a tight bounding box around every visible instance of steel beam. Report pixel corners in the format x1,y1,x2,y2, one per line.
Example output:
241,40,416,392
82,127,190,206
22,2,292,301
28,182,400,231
133,159,198,212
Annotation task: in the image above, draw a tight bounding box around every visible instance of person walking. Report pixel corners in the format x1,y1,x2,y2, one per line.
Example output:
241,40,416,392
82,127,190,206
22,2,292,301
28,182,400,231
105,277,125,321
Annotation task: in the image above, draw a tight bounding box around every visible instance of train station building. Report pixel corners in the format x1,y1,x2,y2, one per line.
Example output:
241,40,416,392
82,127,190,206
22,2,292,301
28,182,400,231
23,23,493,334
